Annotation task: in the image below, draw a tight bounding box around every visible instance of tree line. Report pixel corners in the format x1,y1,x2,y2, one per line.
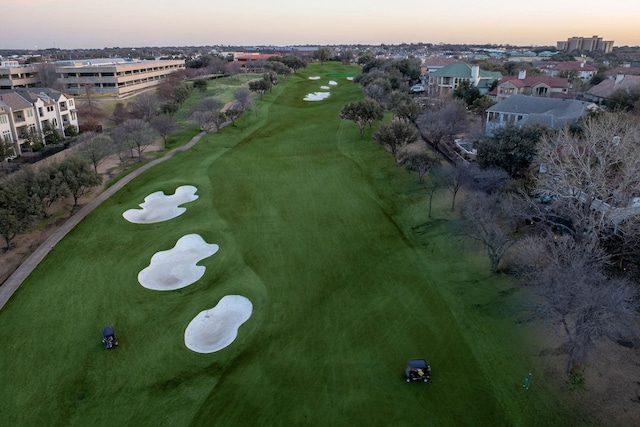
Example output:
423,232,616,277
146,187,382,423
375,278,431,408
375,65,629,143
340,52,640,375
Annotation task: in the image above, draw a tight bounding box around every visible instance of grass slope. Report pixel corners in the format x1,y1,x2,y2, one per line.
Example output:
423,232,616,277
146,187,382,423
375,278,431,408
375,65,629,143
0,63,581,426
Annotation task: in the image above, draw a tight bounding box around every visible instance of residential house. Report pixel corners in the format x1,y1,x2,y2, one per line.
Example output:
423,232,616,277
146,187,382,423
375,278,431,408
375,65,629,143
485,94,597,135
427,62,502,96
10,88,78,138
0,101,15,158
584,73,640,104
55,58,185,97
0,88,79,155
490,70,570,101
537,61,597,81
420,56,457,80
0,91,39,154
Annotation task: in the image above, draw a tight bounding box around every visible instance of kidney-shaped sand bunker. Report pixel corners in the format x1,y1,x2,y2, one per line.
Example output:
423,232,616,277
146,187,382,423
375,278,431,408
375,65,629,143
138,234,219,291
184,295,253,353
123,185,199,224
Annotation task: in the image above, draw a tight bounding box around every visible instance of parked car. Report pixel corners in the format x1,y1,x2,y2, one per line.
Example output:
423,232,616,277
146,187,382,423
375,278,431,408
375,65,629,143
410,84,425,93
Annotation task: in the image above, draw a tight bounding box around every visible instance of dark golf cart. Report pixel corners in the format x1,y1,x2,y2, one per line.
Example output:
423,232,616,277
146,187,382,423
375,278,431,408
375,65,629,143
404,359,431,383
102,326,118,349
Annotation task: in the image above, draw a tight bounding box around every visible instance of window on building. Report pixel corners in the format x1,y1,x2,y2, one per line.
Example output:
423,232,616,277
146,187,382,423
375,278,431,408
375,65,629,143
0,115,8,124
27,110,34,117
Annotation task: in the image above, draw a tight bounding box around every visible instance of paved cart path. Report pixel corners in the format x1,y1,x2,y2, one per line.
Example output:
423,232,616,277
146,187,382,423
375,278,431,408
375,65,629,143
0,131,206,311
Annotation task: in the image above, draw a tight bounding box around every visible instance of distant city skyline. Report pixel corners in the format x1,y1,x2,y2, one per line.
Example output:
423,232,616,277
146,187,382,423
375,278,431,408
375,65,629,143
2,0,639,50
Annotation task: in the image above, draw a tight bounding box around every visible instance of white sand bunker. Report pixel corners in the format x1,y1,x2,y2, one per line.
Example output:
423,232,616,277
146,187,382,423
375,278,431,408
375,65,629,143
308,76,321,80
320,85,330,89
304,92,330,101
123,185,199,224
138,234,219,291
328,80,338,86
347,76,354,81
184,295,253,353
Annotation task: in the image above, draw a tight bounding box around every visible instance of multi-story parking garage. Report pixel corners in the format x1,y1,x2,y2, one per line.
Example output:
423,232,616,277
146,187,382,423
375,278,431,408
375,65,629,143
55,58,185,97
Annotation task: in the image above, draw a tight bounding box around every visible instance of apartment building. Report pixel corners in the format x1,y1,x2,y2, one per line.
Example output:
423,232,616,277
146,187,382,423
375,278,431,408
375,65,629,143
0,61,40,90
557,35,614,53
0,88,78,156
55,58,185,96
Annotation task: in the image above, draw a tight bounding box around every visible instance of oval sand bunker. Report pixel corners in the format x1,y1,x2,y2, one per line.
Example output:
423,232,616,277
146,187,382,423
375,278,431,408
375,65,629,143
185,295,253,353
123,185,199,224
138,234,219,291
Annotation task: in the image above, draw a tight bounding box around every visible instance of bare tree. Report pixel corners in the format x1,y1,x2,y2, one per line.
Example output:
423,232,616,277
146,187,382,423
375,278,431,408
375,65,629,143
518,236,638,374
190,110,216,141
151,115,178,149
76,83,105,132
211,111,227,132
35,62,61,90
444,162,472,211
416,98,468,153
128,93,159,122
535,112,640,256
76,132,114,173
466,166,510,195
111,102,128,126
234,88,253,112
458,191,519,272
111,119,158,161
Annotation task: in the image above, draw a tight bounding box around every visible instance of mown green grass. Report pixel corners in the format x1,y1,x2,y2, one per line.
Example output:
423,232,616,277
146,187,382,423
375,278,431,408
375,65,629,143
0,63,586,426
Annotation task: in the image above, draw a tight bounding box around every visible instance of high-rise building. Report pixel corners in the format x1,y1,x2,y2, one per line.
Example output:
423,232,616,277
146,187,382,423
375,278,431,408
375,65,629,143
557,36,614,53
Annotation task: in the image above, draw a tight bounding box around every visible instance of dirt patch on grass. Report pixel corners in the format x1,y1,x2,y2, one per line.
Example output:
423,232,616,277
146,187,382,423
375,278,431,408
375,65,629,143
537,328,640,427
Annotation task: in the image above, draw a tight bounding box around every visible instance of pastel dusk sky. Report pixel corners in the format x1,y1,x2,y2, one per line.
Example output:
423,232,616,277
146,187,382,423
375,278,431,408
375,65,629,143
2,0,639,49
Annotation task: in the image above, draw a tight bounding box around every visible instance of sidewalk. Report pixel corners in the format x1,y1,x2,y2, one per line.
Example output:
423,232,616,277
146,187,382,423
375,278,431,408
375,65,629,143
0,131,205,311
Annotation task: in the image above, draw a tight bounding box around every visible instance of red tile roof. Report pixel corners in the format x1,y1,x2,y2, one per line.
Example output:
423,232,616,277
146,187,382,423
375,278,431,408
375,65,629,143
538,61,597,72
498,75,569,89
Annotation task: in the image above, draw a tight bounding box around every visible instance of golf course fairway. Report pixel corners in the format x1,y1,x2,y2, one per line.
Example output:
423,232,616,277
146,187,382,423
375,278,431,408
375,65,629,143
0,63,583,426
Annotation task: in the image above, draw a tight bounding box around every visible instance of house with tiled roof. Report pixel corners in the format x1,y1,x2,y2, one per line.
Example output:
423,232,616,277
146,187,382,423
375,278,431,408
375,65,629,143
584,73,640,104
420,56,457,77
427,62,502,96
485,94,597,135
0,88,79,156
490,70,570,101
537,61,598,81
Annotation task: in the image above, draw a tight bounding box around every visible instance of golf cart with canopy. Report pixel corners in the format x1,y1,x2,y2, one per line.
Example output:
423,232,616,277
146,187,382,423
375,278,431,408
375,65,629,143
102,326,118,349
404,358,431,383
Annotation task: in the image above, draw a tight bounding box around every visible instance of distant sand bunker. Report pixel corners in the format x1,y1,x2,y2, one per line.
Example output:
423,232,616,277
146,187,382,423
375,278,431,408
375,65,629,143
320,85,330,89
138,234,219,291
123,185,199,224
308,76,321,80
304,92,330,101
184,295,253,353
328,80,338,86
